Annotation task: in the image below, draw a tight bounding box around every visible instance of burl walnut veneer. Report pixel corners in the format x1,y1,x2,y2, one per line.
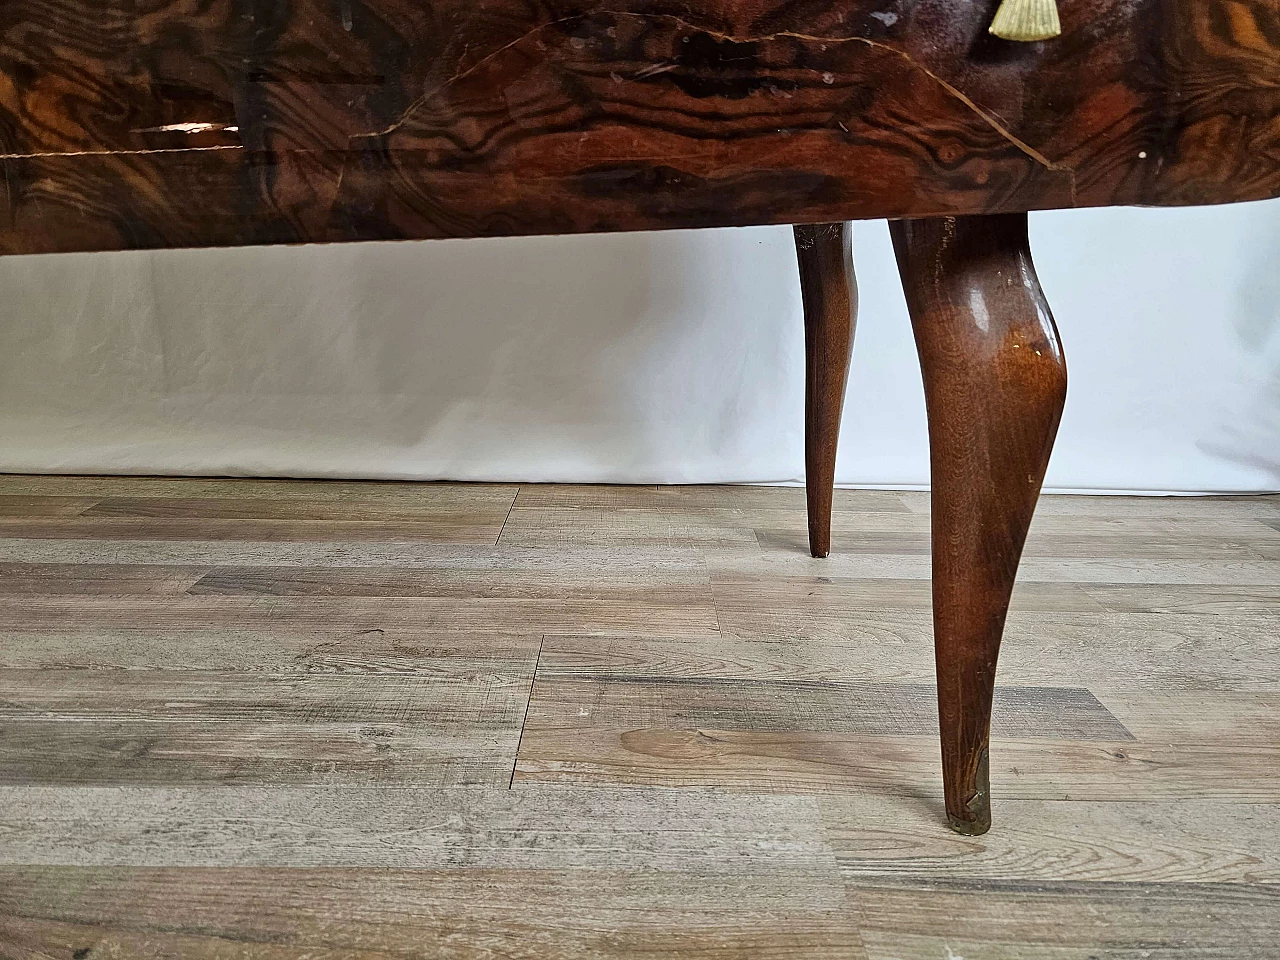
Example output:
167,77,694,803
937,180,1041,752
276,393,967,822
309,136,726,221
3,0,1278,834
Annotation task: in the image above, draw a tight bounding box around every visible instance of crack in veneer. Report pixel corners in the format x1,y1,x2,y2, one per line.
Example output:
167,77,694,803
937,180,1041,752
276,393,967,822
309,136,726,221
0,144,244,161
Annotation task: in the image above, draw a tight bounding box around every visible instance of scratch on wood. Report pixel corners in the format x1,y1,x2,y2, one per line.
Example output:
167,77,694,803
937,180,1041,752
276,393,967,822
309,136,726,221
0,145,244,161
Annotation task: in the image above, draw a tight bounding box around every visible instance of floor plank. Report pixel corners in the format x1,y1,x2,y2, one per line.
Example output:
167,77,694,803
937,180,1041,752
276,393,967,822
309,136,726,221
520,674,1133,740
0,475,519,505
0,720,520,787
820,794,1280,884
0,517,514,543
0,593,720,639
850,879,1280,960
0,496,101,518
514,727,1280,801
0,785,830,869
0,867,867,960
0,562,206,596
186,564,707,601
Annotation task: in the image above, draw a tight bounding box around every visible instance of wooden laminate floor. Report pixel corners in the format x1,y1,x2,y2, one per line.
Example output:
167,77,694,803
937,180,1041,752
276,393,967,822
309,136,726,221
1,475,1278,959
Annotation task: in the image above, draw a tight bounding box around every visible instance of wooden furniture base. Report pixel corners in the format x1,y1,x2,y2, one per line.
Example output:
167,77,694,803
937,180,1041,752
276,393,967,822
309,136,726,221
4,0,1274,835
796,213,1065,833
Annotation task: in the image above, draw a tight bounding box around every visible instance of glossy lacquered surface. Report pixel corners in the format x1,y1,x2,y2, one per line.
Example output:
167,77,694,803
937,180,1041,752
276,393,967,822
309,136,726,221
891,213,1068,833
2,0,1278,254
794,222,857,560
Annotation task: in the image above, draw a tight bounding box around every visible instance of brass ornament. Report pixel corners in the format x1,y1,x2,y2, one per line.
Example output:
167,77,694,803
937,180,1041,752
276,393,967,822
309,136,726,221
988,0,1062,41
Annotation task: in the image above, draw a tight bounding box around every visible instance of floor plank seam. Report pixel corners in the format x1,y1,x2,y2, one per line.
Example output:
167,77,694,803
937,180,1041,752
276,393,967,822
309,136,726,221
707,567,726,635
494,485,521,547
510,633,545,788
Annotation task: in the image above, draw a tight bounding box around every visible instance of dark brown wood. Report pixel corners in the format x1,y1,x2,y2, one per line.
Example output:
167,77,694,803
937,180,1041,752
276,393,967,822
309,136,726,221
794,222,857,559
890,213,1067,835
1,0,1278,255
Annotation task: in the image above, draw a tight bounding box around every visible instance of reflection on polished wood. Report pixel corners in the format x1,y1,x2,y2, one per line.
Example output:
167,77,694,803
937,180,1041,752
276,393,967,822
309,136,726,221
892,213,1068,833
1,0,1278,253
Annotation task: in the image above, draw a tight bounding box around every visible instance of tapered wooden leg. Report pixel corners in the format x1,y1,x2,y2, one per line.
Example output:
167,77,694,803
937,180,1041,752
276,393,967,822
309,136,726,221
794,222,857,559
890,214,1067,835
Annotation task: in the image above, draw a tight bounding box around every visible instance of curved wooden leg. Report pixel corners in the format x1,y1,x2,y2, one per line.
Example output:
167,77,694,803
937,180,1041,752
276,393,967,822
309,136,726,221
890,214,1067,835
794,222,857,559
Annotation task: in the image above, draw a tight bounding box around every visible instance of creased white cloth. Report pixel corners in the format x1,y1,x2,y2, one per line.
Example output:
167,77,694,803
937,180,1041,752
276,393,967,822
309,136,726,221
1,202,1277,493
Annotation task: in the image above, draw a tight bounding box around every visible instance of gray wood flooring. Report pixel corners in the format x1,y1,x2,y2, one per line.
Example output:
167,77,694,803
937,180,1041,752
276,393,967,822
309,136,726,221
1,475,1277,958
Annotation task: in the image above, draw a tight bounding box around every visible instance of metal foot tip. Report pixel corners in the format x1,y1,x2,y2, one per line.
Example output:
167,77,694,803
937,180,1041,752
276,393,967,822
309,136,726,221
946,747,992,834
946,811,991,836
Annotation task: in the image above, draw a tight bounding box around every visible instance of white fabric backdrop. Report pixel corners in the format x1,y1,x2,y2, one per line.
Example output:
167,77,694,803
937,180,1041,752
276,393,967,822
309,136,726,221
1,200,1277,493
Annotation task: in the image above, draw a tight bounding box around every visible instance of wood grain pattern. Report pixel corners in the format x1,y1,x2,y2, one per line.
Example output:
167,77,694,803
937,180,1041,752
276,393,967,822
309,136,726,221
186,564,709,601
850,880,1280,960
713,552,1280,587
520,675,1133,740
516,728,1280,802
0,536,707,571
1,0,1277,254
0,481,521,542
0,562,207,596
534,625,1280,689
0,513,516,542
0,475,520,504
0,497,103,518
0,586,720,637
820,795,1280,885
0,477,1278,958
0,720,526,786
508,484,912,512
0,785,832,868
893,212,1067,834
0,867,867,959
0,664,538,786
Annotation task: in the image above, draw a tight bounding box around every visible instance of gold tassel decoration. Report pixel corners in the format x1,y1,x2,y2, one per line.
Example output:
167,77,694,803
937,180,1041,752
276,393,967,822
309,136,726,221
988,0,1062,41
